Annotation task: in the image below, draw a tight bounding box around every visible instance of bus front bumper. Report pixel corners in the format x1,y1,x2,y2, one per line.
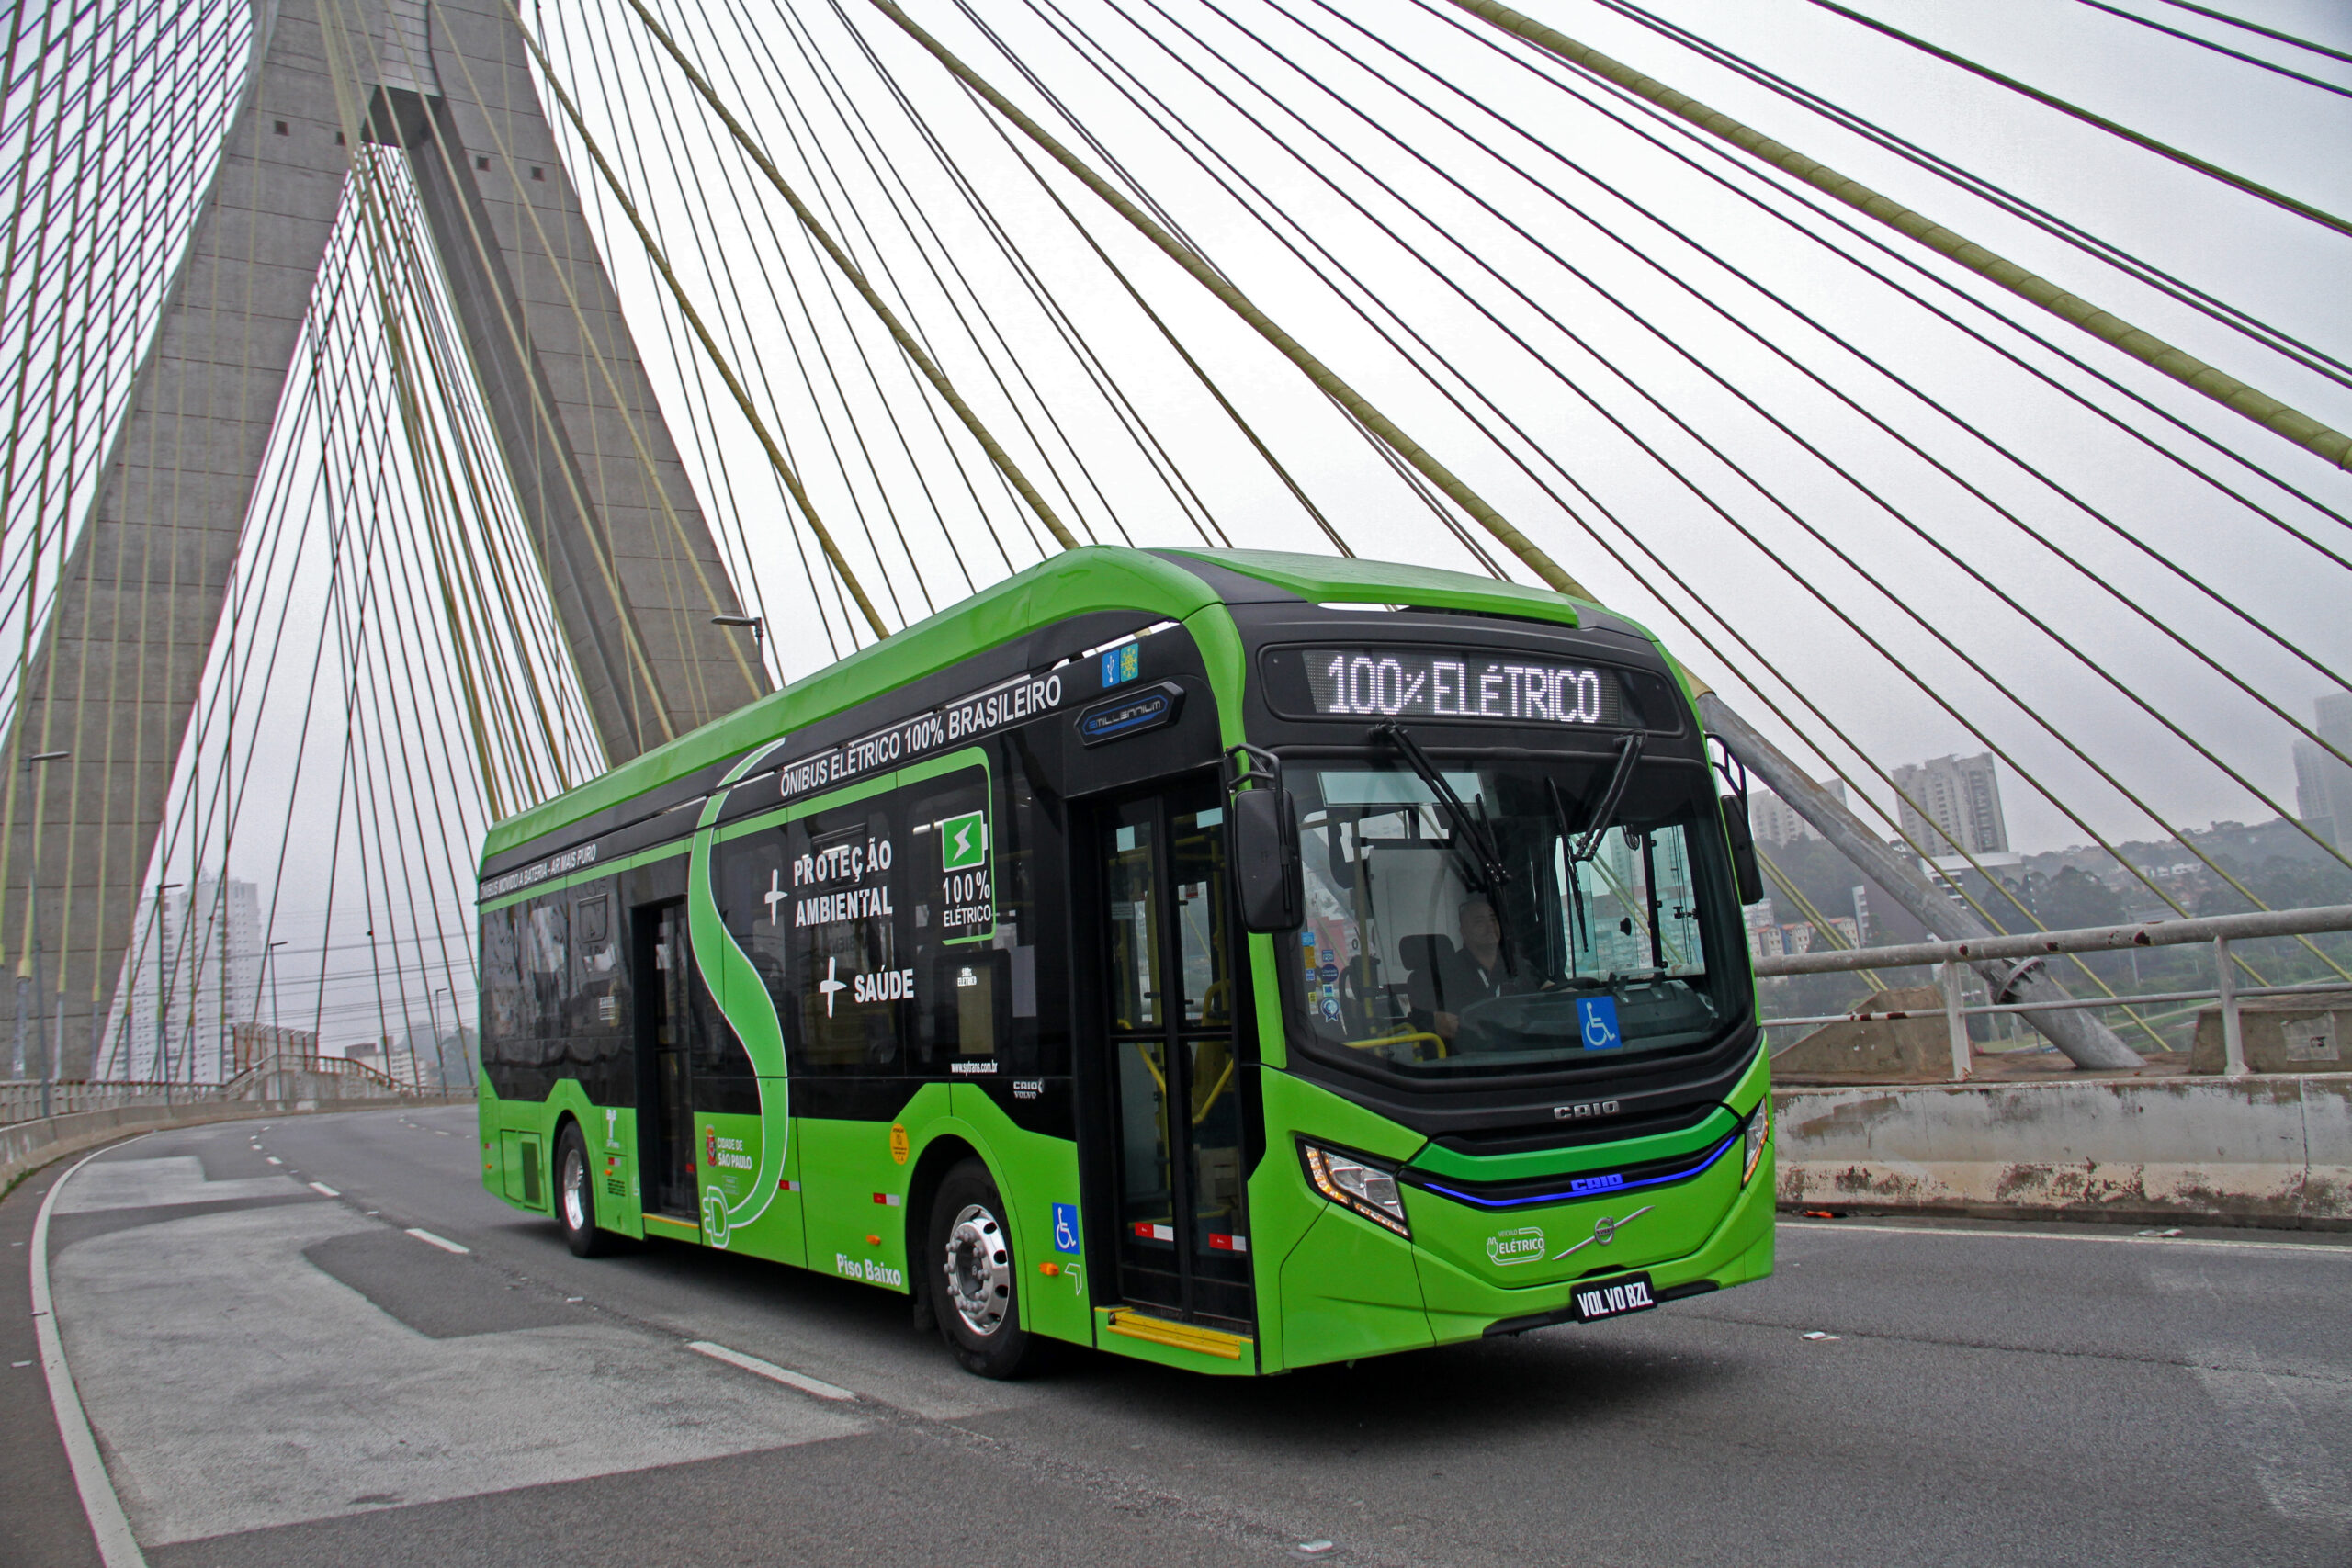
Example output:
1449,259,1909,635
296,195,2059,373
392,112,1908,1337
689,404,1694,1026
1415,1145,1776,1343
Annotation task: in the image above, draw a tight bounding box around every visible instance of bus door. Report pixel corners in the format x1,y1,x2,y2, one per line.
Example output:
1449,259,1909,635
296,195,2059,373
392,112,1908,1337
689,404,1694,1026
1098,783,1253,1329
636,900,697,1219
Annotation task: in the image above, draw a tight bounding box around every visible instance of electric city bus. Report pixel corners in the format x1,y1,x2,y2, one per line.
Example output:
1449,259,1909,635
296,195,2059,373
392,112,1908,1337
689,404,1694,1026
475,547,1773,1377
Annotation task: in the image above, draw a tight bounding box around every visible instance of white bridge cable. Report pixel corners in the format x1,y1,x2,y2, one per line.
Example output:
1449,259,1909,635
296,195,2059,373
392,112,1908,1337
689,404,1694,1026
1264,0,2352,728
8,0,2346,1068
1147,0,2352,924
879,0,2352,991
1410,0,2352,542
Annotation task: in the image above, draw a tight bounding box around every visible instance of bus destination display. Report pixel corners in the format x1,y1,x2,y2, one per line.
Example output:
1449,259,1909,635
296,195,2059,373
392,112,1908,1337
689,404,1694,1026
1284,648,1632,728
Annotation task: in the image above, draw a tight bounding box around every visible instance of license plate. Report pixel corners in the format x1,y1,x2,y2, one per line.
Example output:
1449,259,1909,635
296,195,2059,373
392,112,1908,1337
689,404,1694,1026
1570,1272,1657,1323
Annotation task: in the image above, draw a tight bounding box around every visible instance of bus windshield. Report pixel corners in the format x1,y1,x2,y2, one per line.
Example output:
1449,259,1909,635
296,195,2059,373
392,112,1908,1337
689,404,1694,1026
1287,755,1745,1077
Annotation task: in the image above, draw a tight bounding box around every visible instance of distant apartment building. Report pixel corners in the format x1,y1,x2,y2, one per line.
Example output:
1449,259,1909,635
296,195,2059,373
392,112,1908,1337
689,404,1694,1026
2292,692,2352,851
1893,752,2009,861
1748,777,1848,848
107,872,262,1082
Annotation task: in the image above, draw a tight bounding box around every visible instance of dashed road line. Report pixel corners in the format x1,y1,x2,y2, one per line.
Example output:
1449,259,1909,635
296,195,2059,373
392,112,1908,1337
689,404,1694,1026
403,1227,469,1254
264,1157,282,1167
307,1182,339,1198
687,1340,857,1402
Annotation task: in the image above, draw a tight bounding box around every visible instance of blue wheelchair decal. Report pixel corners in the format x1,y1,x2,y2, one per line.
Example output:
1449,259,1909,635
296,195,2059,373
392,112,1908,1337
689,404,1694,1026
1052,1202,1080,1255
1577,995,1623,1052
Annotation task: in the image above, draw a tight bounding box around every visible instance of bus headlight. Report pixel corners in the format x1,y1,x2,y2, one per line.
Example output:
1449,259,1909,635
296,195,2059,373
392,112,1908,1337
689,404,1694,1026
1742,1099,1770,1186
1300,1140,1410,1237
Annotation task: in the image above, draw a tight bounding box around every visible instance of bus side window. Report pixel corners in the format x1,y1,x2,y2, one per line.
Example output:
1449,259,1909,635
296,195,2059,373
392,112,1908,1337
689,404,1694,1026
522,897,570,1046
481,904,526,1097
998,731,1069,1079
713,828,794,1042
906,766,994,1073
568,885,634,1105
785,803,902,1076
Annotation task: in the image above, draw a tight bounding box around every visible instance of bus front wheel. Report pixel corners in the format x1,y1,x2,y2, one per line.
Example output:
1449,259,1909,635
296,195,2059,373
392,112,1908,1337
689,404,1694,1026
928,1158,1052,1378
555,1123,616,1258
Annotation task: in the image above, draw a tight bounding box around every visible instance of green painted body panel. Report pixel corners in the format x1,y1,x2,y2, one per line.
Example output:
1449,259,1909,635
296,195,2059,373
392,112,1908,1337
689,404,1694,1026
800,1103,924,1292
591,1106,645,1240
475,547,1766,1375
948,1086,1093,1349
1410,1044,1774,1342
1279,1207,1435,1364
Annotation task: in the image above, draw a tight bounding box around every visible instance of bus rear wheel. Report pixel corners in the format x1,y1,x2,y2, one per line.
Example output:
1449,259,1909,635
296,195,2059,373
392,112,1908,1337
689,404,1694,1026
556,1123,616,1258
928,1158,1052,1379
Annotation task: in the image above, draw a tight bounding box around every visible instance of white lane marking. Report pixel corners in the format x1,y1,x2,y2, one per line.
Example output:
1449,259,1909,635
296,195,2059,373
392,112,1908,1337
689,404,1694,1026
1779,1221,2352,1258
2191,1346,2352,1527
264,1157,282,1167
687,1340,856,1402
404,1228,469,1255
33,1145,153,1568
307,1182,339,1198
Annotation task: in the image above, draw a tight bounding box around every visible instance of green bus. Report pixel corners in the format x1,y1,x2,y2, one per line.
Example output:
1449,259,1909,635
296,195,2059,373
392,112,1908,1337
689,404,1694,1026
475,547,1773,1376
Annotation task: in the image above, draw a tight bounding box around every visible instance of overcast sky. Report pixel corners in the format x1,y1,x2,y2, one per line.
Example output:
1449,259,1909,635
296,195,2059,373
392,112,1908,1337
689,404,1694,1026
48,0,2351,1046
523,0,2352,860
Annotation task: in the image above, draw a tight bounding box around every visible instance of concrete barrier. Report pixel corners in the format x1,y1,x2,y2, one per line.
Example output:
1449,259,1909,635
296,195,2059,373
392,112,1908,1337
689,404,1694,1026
0,1092,468,1197
1774,1073,2352,1228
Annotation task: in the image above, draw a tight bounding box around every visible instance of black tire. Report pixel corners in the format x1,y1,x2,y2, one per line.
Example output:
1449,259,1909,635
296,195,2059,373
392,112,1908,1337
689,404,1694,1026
555,1123,616,1258
927,1157,1053,1378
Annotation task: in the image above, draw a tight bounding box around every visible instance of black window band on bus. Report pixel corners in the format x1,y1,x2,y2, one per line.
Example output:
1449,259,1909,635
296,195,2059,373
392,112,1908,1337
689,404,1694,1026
1397,1102,1753,1211
1256,646,1682,734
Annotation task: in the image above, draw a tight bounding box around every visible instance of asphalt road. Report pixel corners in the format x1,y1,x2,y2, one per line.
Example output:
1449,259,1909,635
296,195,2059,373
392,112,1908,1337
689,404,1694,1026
6,1104,2347,1568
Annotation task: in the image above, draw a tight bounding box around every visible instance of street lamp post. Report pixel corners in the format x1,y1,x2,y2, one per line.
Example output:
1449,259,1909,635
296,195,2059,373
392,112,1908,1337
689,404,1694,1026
265,939,288,1030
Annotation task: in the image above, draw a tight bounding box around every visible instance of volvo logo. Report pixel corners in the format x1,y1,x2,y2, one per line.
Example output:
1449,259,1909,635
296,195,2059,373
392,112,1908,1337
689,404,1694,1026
1552,1204,1652,1260
1554,1099,1621,1121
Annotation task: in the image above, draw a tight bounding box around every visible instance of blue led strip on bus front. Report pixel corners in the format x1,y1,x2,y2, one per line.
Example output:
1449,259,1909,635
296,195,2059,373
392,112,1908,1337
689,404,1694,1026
1414,1133,1739,1211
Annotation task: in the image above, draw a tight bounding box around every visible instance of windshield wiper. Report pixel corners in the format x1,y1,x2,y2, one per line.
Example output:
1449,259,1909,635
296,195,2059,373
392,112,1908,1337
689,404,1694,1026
1570,733,1645,864
1546,776,1591,960
1377,721,1509,892
1377,720,1516,977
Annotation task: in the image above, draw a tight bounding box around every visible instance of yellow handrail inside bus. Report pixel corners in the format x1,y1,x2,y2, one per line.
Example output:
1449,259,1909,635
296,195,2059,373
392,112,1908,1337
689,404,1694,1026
1191,1056,1235,1124
1340,1030,1448,1059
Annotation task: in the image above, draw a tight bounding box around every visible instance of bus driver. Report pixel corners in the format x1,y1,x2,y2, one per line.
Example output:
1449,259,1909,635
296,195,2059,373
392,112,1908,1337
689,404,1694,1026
1409,895,1527,1043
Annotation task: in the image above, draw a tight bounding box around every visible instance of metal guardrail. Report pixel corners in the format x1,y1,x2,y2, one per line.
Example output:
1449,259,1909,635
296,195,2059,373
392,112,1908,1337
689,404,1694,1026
1753,904,2352,1079
0,1055,418,1128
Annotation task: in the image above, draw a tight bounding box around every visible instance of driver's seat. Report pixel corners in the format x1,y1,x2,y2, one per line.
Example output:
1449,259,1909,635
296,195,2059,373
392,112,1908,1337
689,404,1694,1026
1398,933,1456,1020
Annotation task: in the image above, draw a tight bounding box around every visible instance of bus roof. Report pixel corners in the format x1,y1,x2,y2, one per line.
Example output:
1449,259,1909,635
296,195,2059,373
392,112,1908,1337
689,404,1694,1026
481,547,1597,862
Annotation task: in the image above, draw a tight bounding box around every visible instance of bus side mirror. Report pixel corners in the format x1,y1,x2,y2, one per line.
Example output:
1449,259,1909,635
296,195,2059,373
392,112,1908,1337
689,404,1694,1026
1226,744,1303,932
1723,797,1764,906
1231,788,1303,931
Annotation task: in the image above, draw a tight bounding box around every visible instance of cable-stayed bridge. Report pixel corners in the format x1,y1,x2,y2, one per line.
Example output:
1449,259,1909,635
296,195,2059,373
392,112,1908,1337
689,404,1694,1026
0,0,2344,1086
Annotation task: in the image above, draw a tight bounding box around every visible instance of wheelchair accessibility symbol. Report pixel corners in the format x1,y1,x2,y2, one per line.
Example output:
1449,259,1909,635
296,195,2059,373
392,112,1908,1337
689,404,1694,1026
1577,996,1623,1052
1052,1202,1080,1255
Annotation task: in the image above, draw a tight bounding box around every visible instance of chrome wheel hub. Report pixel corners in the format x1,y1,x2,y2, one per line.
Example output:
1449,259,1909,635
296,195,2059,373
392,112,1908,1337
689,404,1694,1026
943,1202,1011,1337
561,1147,588,1231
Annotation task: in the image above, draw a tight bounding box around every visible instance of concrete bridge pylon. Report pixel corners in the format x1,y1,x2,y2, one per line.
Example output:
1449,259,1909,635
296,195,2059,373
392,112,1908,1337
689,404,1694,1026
2,0,768,1080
